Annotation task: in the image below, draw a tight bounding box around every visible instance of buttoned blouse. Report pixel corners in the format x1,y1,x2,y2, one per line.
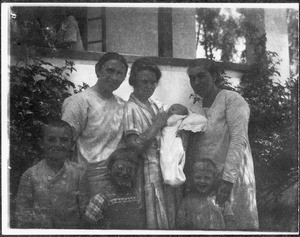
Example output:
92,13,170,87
16,159,89,228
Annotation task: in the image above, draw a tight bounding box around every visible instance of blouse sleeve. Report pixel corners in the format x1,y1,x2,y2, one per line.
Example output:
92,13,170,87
84,193,107,223
16,169,34,228
123,102,143,136
61,95,88,141
223,92,250,183
77,166,90,217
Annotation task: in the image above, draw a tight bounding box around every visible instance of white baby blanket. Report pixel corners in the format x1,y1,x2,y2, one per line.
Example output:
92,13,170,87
160,112,207,186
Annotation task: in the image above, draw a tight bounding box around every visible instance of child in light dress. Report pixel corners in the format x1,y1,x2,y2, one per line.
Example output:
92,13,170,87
176,158,236,230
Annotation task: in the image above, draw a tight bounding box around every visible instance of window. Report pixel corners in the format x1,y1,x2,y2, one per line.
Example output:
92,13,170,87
10,6,106,52
84,7,106,52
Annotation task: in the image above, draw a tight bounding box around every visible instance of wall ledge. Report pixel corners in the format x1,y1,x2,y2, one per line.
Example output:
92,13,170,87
10,45,251,72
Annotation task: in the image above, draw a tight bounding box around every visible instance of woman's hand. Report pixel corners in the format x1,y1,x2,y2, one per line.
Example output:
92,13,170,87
216,180,233,207
126,110,170,155
153,111,170,128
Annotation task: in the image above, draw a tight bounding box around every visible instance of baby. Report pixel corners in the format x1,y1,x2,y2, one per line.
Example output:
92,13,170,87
167,103,189,116
160,104,207,186
176,159,236,230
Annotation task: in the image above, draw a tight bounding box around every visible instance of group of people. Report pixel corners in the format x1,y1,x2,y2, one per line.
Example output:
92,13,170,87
15,52,259,230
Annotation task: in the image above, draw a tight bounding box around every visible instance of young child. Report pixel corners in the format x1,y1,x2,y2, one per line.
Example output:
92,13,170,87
176,158,236,230
160,104,207,186
84,148,146,229
16,120,89,228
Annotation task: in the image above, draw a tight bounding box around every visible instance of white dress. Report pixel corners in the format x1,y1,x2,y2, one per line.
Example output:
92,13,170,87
188,90,259,230
62,88,125,195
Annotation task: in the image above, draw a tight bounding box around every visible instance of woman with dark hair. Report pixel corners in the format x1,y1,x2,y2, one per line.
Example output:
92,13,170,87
62,52,128,196
186,58,259,230
123,58,181,229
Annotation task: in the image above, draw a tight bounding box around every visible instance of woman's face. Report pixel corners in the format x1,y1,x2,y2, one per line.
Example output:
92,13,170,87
97,59,127,93
188,66,215,98
133,69,158,100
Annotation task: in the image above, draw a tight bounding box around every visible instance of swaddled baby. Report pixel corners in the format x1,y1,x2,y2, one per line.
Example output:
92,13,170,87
160,104,207,187
167,104,189,116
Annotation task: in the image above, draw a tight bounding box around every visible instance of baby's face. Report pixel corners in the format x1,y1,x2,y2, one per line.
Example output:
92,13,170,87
168,104,188,116
192,163,215,196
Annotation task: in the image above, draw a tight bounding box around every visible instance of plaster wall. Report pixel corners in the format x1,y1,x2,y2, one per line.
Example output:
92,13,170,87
264,9,290,84
243,8,290,84
27,57,198,111
10,56,242,114
105,8,158,57
172,8,197,59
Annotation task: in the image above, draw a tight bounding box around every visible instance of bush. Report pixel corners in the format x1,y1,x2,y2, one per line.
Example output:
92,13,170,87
237,32,298,209
9,58,76,209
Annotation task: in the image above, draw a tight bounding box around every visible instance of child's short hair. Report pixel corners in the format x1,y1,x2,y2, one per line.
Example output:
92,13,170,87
107,148,139,170
193,158,218,175
42,120,73,138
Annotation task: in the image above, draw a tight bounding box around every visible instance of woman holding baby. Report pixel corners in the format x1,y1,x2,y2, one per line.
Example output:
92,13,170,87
123,58,186,229
123,57,258,230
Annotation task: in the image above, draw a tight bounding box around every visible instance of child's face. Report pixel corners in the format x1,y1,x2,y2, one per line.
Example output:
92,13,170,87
192,162,215,196
40,126,73,166
111,159,137,189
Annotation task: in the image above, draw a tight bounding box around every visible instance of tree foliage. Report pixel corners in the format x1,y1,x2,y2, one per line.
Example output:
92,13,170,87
196,8,246,62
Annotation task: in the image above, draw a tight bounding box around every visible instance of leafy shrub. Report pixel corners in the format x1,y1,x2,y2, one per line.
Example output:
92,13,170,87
10,58,76,197
237,32,298,208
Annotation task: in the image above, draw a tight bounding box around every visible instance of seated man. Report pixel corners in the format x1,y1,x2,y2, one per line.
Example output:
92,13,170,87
16,120,89,228
84,148,146,229
176,158,236,230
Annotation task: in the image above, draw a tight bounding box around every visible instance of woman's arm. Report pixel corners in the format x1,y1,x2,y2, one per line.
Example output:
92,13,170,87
216,92,250,206
15,170,34,228
125,111,170,155
61,96,88,142
223,93,250,183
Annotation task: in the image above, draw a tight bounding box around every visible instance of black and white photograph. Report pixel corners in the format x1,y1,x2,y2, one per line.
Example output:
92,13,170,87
1,1,299,235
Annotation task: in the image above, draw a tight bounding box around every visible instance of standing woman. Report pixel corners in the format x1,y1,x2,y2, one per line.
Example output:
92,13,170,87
186,58,259,230
123,58,179,229
62,52,128,196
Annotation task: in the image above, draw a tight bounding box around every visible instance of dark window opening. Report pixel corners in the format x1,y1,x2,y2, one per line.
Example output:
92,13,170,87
10,6,106,52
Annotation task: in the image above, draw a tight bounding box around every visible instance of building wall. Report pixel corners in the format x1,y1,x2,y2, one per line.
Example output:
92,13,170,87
105,8,159,57
264,8,290,84
24,57,198,111
242,8,290,84
172,8,196,59
105,7,197,59
10,55,242,114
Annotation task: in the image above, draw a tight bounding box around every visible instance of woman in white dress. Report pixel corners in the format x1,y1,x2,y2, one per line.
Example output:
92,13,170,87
186,58,259,230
